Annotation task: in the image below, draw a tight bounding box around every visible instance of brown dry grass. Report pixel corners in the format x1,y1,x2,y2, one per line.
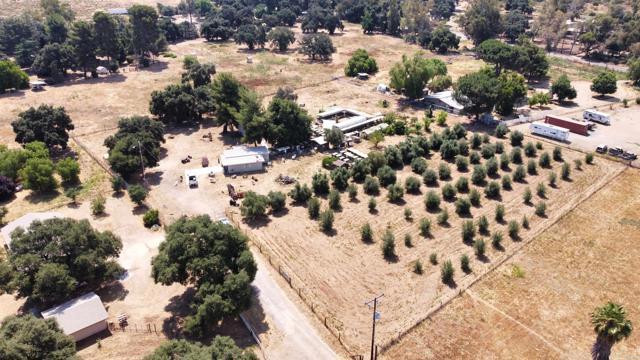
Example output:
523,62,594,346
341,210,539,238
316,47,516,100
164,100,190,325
0,0,181,19
382,167,640,359
230,131,624,354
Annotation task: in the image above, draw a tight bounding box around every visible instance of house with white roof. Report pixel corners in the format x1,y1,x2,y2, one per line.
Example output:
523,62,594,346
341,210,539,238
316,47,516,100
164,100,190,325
219,146,269,175
41,292,109,342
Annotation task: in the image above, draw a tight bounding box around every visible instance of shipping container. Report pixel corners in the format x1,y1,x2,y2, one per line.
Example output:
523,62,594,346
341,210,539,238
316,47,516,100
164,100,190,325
544,115,589,136
530,122,570,142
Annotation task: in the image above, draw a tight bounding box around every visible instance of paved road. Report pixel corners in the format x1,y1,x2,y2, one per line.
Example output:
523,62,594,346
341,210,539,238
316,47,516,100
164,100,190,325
248,253,338,360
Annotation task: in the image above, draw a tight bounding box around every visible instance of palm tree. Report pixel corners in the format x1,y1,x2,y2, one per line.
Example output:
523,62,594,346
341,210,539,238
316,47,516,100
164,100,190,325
591,302,633,360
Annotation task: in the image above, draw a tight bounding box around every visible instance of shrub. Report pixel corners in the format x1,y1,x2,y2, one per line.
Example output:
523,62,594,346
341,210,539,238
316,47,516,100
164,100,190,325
64,187,80,204
377,165,397,187
495,123,508,138
482,134,490,143
455,197,472,216
474,238,486,258
495,204,505,222
404,233,413,247
522,214,529,229
437,207,449,225
424,190,441,211
319,209,335,232
535,201,547,217
461,220,475,242
422,169,438,186
289,182,312,203
585,152,594,164
411,157,428,174
387,184,404,202
485,158,499,177
440,140,459,161
241,191,269,220
143,209,160,228
456,177,470,193
548,171,557,187
368,197,377,212
350,160,371,182
523,187,532,203
510,130,524,147
477,215,489,234
308,197,321,218
347,183,358,200
363,175,380,195
524,142,537,157
91,195,106,215
527,159,537,175
419,218,432,237
330,167,350,191
471,165,487,185
361,223,373,242
413,259,423,274
455,155,469,172
561,162,571,180
469,151,481,164
512,165,526,182
56,157,80,184
508,220,519,239
471,133,482,149
404,176,421,194
460,254,471,273
501,174,512,190
322,156,337,169
404,208,413,221
538,152,551,168
574,159,582,170
536,183,547,198
495,141,504,154
328,190,341,210
457,139,469,156
111,176,125,192
312,172,330,195
500,153,510,170
469,188,481,207
128,184,147,205
484,181,501,199
510,147,523,164
481,144,495,159
491,232,503,248
441,260,454,283
441,183,457,201
438,163,451,180
381,229,396,259
552,146,563,161
429,253,438,265
268,191,287,212
0,176,16,201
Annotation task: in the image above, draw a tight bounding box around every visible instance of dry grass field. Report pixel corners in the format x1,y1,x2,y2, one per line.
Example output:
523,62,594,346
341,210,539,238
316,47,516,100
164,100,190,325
0,0,181,19
229,132,625,354
382,167,640,359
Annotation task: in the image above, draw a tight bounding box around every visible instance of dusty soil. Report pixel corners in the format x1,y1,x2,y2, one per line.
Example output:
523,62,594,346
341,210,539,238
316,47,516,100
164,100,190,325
382,167,640,359
0,0,181,19
229,130,624,354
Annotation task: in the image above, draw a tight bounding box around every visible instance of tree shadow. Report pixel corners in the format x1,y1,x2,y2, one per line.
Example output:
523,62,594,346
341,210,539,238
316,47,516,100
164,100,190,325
140,61,169,73
477,254,490,263
592,95,620,103
384,254,399,263
0,90,26,99
271,208,289,217
145,171,164,186
132,204,149,215
25,190,61,204
97,281,129,303
163,287,196,339
75,329,113,351
444,279,457,289
322,228,337,237
493,243,504,252
244,216,272,229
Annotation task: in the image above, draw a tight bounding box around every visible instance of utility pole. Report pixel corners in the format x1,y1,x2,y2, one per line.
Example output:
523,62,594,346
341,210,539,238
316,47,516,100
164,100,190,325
365,294,383,360
137,140,145,183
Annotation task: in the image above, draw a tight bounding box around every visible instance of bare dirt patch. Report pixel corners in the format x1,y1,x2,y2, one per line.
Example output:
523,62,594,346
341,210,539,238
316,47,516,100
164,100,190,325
383,167,640,359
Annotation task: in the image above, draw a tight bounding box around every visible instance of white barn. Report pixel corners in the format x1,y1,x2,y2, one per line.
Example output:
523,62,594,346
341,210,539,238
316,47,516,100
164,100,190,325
42,292,109,342
219,146,269,175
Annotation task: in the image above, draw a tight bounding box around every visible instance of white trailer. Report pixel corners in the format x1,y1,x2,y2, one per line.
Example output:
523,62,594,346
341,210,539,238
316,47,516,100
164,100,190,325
583,109,610,125
529,122,570,142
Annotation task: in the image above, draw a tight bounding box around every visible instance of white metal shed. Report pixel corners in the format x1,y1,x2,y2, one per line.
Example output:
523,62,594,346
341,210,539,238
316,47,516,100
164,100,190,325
41,292,109,342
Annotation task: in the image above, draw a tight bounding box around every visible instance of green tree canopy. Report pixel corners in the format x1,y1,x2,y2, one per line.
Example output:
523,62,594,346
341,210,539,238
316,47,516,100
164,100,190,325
0,315,78,360
428,25,460,54
590,71,617,96
0,218,123,305
344,49,378,77
495,71,527,115
104,116,165,177
211,72,244,133
591,302,633,360
144,338,256,360
31,43,75,82
298,33,336,61
267,27,296,52
12,105,74,150
389,53,447,99
550,74,577,102
264,97,313,147
69,20,97,78
129,5,160,57
0,60,29,93
453,68,500,118
150,83,202,124
629,58,640,86
93,11,121,61
151,215,256,337
459,0,502,45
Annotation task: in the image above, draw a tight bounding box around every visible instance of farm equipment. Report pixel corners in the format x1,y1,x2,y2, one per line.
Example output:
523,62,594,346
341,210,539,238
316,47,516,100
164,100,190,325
181,155,192,164
275,174,296,185
227,184,244,206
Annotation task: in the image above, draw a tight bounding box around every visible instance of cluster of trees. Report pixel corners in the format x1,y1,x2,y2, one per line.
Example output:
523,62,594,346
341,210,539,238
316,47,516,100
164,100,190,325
454,67,527,117
0,2,185,82
151,215,256,337
0,218,124,306
144,338,256,360
389,53,448,99
0,315,78,360
0,60,29,93
475,38,549,80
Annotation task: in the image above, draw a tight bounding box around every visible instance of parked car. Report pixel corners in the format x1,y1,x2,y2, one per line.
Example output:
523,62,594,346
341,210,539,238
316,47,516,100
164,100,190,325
622,152,638,161
608,147,623,156
595,145,608,154
188,175,198,188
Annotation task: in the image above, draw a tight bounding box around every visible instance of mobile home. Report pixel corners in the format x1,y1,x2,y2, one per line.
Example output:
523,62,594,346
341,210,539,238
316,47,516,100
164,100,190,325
583,109,610,125
530,122,570,142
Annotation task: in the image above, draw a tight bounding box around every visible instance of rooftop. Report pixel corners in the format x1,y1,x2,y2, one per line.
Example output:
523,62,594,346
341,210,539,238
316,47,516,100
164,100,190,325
41,292,108,336
1,212,62,247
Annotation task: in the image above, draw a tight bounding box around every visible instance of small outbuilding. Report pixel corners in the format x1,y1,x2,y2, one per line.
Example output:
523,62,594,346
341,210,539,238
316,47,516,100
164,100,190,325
219,146,269,175
107,8,128,15
423,91,464,114
41,292,109,342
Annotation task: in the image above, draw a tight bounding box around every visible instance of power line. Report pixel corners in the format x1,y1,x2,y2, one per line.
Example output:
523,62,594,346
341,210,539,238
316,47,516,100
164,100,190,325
365,294,384,360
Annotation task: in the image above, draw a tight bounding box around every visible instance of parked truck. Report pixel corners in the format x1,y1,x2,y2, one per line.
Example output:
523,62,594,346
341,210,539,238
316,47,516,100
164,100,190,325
583,109,611,125
530,122,570,142
544,115,589,136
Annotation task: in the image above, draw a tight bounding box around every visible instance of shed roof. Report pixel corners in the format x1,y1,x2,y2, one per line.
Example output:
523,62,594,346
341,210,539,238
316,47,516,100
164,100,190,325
41,292,108,336
221,146,268,159
1,212,62,247
221,154,265,167
424,91,464,110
